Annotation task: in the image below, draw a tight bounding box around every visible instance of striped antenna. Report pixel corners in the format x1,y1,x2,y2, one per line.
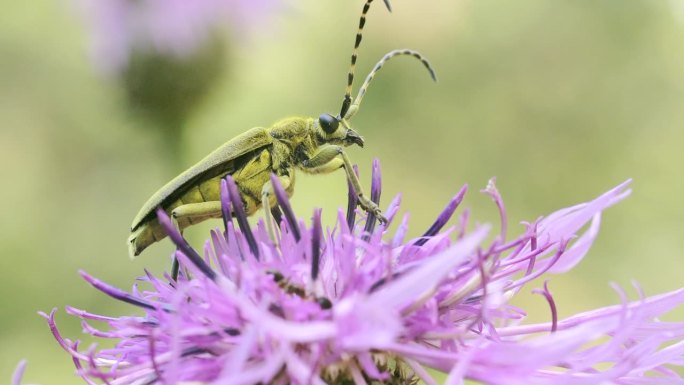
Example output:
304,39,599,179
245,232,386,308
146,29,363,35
339,0,392,119
344,49,437,120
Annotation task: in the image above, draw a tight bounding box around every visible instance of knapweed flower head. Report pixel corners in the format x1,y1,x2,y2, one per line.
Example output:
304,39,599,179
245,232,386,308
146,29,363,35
42,160,684,385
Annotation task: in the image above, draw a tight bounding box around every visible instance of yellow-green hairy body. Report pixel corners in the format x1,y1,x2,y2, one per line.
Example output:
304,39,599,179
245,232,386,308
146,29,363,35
128,116,375,257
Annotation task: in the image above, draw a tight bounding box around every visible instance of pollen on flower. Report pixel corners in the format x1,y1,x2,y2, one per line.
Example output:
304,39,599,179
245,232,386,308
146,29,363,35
42,161,684,385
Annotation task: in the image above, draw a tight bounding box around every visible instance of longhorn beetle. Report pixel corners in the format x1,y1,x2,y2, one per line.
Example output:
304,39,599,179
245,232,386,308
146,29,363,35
128,0,436,258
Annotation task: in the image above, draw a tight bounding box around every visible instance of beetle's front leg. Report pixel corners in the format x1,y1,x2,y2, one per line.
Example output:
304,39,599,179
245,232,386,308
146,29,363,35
261,175,292,245
302,145,387,224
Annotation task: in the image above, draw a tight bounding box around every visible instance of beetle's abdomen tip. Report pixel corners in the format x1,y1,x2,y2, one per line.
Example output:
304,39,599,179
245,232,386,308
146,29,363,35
127,233,141,259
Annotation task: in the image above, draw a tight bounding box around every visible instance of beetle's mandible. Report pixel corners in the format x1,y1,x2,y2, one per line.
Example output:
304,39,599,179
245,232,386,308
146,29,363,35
128,0,436,258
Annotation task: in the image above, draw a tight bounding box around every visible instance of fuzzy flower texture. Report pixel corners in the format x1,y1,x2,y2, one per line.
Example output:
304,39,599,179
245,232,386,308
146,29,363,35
76,0,280,74
28,160,684,385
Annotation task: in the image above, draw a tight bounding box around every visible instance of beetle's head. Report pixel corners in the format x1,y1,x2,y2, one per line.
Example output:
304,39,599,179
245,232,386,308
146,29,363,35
316,113,364,148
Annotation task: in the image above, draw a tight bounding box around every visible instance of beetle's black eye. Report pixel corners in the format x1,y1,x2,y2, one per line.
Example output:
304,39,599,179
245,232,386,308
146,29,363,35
318,113,339,134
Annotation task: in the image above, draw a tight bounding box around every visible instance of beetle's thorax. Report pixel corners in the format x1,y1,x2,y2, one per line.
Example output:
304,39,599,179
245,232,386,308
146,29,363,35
267,117,317,172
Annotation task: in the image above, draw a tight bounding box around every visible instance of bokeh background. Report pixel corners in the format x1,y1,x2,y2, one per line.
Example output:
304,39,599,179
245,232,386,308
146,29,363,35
2,0,684,383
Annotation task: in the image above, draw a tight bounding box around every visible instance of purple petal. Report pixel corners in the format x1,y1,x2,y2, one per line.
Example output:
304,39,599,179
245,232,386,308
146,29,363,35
271,173,301,241
79,270,158,310
538,179,631,246
499,287,684,337
416,184,467,246
311,208,323,281
370,225,489,310
12,360,27,385
547,212,601,273
65,306,117,322
384,193,402,225
40,309,89,361
156,208,217,281
334,295,403,349
481,178,507,242
224,175,260,259
531,280,557,333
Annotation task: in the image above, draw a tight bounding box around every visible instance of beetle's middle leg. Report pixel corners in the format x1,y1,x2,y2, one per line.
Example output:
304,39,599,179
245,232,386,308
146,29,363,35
261,175,292,245
302,145,387,224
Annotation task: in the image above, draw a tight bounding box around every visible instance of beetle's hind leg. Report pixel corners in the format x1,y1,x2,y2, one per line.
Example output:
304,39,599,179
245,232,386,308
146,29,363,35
168,201,222,280
170,201,223,230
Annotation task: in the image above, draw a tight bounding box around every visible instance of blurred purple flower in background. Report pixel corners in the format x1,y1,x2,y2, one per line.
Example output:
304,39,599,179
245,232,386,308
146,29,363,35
33,161,684,384
77,0,280,74
73,0,282,172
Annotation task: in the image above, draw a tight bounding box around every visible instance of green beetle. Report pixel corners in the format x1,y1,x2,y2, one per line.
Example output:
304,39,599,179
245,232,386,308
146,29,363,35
128,0,436,258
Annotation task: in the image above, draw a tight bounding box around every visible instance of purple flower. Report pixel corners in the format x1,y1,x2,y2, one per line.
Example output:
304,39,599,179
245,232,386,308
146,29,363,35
75,0,281,74
44,162,684,384
72,0,283,166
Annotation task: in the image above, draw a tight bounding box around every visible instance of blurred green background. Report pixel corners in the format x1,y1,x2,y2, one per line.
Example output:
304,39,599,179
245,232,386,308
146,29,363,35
2,0,684,383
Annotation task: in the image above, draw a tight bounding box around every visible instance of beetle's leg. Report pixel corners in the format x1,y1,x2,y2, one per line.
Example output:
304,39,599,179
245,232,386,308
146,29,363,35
170,201,223,230
261,175,292,245
171,255,181,281
302,145,387,224
168,201,222,280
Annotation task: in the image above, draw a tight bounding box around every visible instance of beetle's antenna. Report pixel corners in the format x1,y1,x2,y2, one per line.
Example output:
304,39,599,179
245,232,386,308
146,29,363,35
344,49,437,120
339,0,392,120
